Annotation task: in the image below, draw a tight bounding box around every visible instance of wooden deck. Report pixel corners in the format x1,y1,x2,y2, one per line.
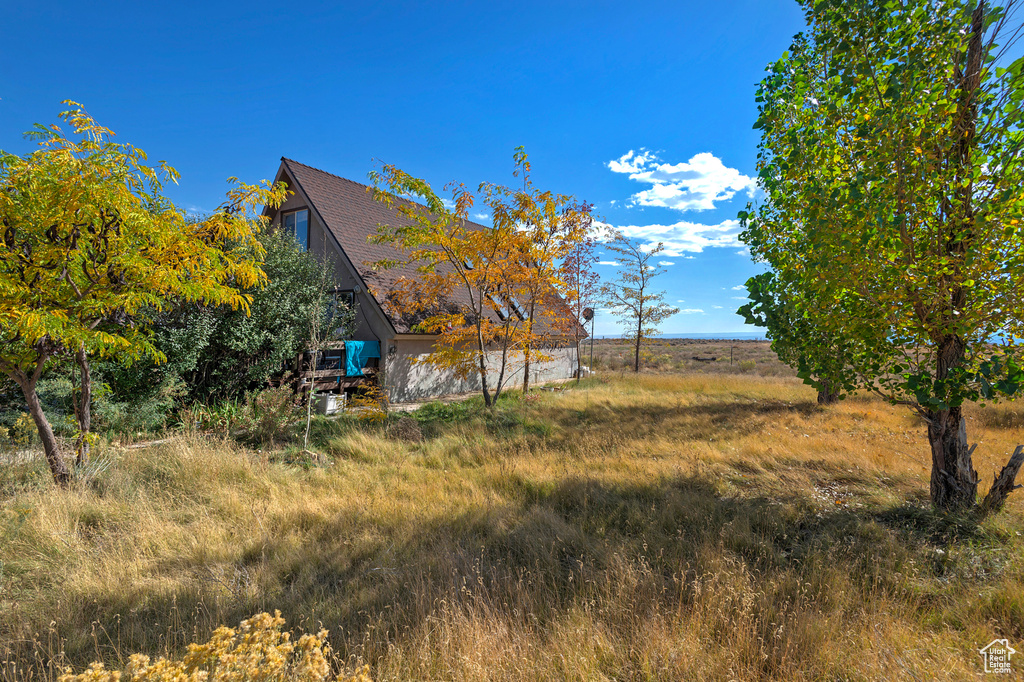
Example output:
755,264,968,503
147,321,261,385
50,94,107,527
281,342,380,395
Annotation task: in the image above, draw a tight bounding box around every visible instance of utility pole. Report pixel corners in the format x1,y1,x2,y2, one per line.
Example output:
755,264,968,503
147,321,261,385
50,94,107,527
590,313,595,372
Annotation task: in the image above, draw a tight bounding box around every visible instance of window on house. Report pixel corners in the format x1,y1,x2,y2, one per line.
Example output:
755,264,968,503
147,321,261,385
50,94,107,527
508,296,528,321
488,293,509,320
282,209,309,250
331,289,356,309
327,288,355,320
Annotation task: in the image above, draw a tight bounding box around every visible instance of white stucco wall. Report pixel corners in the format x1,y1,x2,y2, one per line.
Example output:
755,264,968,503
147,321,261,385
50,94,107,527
383,338,578,403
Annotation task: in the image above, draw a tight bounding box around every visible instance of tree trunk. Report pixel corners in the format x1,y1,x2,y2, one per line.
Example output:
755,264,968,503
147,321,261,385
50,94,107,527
816,379,840,405
522,345,531,394
634,297,643,372
633,318,642,373
476,323,493,408
575,338,582,384
522,301,536,394
923,2,985,513
303,348,318,452
493,348,507,404
927,406,978,511
74,344,92,465
11,370,71,486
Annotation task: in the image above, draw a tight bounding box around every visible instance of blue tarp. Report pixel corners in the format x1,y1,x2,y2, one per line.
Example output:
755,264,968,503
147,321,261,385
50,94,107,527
344,340,380,377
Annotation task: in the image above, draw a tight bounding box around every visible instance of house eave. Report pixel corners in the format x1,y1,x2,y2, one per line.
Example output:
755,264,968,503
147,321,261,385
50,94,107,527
392,333,440,341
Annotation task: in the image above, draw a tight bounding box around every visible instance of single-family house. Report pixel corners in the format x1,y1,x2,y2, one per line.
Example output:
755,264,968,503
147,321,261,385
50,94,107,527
263,158,582,403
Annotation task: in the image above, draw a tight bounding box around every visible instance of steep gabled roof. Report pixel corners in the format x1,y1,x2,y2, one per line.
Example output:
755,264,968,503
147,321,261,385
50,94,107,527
274,158,584,338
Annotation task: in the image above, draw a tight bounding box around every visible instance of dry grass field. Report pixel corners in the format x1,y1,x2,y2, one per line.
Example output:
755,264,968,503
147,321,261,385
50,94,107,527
3,372,1024,680
586,338,791,375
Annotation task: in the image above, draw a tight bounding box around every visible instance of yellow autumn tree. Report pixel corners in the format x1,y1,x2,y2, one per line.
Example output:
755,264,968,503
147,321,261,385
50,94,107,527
480,147,592,393
369,166,532,408
0,103,287,484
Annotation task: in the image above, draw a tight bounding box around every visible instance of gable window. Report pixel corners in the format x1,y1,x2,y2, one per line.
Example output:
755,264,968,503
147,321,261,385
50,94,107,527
325,289,356,336
282,209,309,250
330,289,356,310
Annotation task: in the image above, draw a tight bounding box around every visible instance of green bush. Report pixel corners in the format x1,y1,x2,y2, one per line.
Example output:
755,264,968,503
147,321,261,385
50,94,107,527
109,231,354,404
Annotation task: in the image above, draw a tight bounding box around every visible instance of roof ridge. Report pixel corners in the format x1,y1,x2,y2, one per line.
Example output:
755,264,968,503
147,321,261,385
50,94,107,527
281,157,375,191
281,157,490,230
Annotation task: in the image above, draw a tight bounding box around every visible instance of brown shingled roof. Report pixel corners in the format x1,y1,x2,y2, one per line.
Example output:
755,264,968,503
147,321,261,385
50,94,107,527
276,158,585,339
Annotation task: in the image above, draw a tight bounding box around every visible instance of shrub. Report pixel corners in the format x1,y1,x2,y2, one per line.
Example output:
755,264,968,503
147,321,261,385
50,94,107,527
347,384,389,423
21,368,184,440
8,412,37,446
243,388,301,446
386,415,423,443
58,611,372,682
93,375,186,436
118,231,354,403
738,360,757,373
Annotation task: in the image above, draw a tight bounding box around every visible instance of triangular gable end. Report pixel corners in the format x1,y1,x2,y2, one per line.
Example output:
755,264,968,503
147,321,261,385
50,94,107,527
266,159,399,338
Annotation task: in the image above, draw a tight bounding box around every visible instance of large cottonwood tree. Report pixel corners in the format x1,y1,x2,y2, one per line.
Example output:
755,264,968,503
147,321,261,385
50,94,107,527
742,0,1024,513
0,103,286,484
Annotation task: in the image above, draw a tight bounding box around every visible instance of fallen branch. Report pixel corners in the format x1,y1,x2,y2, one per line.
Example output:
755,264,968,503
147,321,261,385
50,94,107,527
980,445,1024,517
126,438,173,450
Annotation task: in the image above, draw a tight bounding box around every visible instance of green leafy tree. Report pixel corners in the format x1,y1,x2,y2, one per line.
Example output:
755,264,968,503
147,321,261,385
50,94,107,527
738,272,854,404
148,230,354,402
742,0,1024,513
0,103,286,485
600,231,679,372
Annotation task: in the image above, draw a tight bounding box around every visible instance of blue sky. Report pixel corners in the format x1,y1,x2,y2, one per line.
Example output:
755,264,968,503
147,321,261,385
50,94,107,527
0,0,807,335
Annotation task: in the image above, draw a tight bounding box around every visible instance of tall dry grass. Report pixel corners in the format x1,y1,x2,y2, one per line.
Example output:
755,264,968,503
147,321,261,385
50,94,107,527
2,374,1024,680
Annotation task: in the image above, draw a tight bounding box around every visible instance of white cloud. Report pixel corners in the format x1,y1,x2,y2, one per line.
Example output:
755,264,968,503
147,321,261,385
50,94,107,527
473,213,489,221
607,149,659,174
731,285,746,290
598,260,620,266
677,308,705,315
596,218,743,255
658,260,675,266
607,149,757,212
731,296,748,300
712,305,724,309
676,299,686,303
